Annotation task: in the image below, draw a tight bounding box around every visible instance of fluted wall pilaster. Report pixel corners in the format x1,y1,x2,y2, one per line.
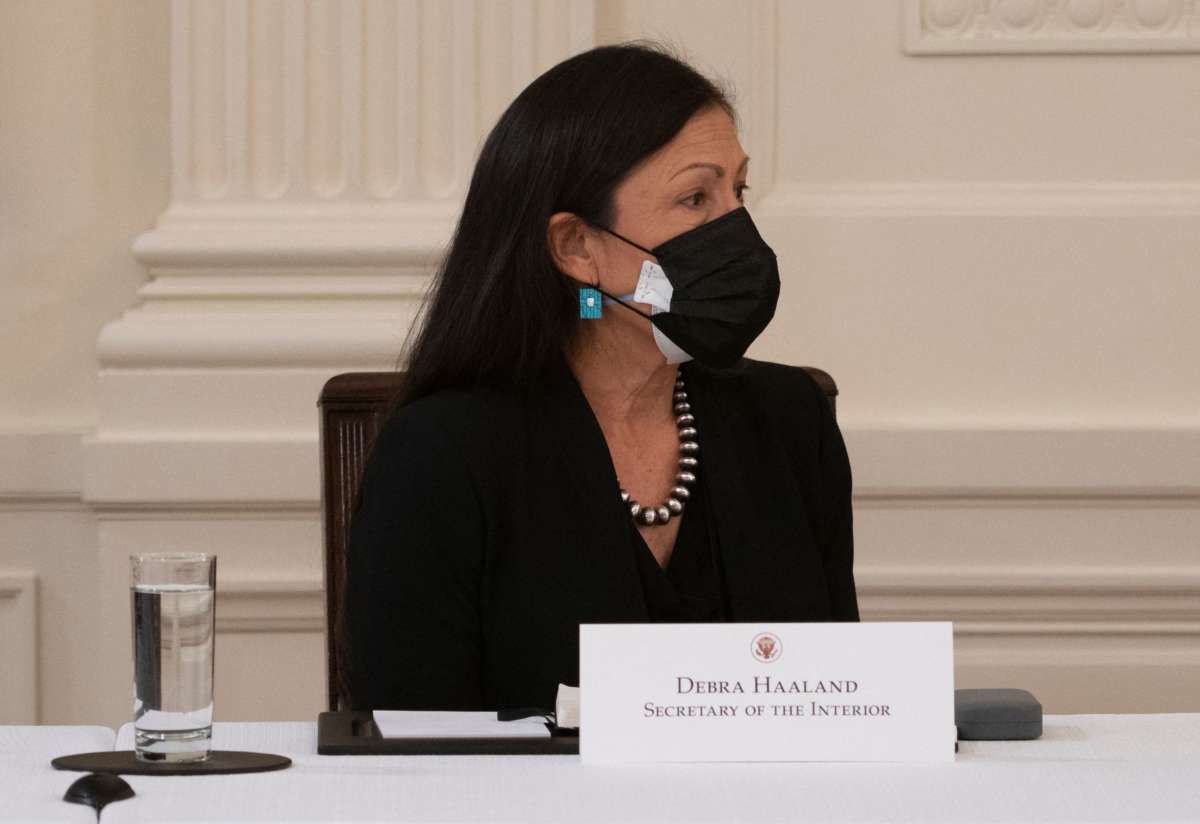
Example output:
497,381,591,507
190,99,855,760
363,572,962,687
102,0,594,371
165,0,592,208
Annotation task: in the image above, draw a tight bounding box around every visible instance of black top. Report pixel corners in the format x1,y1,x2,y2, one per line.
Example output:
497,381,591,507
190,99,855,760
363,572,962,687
344,355,858,712
631,473,726,622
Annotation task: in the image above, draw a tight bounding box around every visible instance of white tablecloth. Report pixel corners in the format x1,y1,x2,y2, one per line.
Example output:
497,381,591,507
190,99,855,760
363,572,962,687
0,724,115,822
91,714,1199,823
4,716,1198,823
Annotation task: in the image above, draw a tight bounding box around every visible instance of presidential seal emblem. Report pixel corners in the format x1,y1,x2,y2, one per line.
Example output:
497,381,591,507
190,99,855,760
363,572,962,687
751,632,781,663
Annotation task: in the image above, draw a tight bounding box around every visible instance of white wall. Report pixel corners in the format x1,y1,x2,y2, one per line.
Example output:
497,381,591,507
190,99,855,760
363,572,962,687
1,0,1197,726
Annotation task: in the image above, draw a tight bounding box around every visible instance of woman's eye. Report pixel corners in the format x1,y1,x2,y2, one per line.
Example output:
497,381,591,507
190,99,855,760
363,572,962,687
682,184,750,208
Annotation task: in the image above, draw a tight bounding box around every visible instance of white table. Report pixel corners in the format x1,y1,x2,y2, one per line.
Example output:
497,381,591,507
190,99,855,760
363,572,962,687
6,715,1199,823
0,724,116,822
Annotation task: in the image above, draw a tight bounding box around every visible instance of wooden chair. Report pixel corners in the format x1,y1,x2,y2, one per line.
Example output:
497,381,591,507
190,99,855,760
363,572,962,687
318,367,839,711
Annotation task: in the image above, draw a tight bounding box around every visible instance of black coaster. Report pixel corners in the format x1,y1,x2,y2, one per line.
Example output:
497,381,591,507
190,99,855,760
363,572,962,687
52,750,292,776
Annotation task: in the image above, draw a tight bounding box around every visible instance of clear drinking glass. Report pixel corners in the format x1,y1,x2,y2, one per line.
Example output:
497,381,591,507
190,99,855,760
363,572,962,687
130,552,216,763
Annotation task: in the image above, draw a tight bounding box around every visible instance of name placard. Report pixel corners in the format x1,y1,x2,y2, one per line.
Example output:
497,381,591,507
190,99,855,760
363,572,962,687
579,621,955,763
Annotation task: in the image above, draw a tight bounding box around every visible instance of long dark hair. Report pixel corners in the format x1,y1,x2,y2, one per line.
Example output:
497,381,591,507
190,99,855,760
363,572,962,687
393,41,734,407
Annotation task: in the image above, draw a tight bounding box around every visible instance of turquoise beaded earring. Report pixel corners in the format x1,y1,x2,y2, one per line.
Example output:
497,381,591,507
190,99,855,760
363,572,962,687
579,286,602,319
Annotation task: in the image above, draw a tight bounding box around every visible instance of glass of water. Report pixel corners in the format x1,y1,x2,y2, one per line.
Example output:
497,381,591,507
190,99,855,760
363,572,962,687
130,553,216,763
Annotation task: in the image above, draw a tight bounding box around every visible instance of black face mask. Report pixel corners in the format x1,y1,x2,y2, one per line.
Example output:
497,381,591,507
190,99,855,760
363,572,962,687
590,206,780,369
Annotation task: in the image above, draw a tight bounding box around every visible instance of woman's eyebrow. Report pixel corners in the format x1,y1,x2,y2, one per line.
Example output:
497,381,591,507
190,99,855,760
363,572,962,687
669,155,751,181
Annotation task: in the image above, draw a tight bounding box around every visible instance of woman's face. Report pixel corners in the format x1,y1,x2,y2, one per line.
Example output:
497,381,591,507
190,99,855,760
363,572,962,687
597,105,750,296
548,104,750,363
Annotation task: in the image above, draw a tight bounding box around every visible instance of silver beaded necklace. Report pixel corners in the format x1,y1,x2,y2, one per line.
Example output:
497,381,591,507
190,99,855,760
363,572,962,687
619,374,699,526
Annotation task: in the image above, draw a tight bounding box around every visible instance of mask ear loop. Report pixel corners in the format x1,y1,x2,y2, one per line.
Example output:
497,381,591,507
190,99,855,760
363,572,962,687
593,285,653,320
595,224,657,257
586,220,658,321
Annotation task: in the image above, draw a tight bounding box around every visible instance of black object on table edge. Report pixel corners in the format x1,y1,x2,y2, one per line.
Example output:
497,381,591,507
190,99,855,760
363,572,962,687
317,710,580,755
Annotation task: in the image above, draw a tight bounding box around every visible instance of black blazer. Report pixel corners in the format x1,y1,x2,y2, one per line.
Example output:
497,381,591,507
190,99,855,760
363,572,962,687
344,355,859,712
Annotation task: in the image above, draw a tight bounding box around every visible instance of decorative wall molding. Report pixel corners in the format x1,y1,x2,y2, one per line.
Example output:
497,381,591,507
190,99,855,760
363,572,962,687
756,181,1200,218
0,432,83,504
846,427,1200,497
203,565,1200,640
904,0,1200,54
98,315,414,369
4,423,1191,508
186,564,1200,641
859,565,1200,636
217,575,324,634
83,435,318,506
73,426,1200,507
131,203,461,271
0,571,38,723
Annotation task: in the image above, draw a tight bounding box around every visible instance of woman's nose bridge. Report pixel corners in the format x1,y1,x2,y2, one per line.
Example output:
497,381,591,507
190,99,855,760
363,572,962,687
714,193,741,217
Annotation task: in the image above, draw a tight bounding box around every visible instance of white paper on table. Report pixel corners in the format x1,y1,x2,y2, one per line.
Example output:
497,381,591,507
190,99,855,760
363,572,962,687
372,710,551,739
555,683,580,729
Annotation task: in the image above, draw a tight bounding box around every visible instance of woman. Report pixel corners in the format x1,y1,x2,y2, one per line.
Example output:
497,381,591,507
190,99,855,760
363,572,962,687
343,42,858,713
